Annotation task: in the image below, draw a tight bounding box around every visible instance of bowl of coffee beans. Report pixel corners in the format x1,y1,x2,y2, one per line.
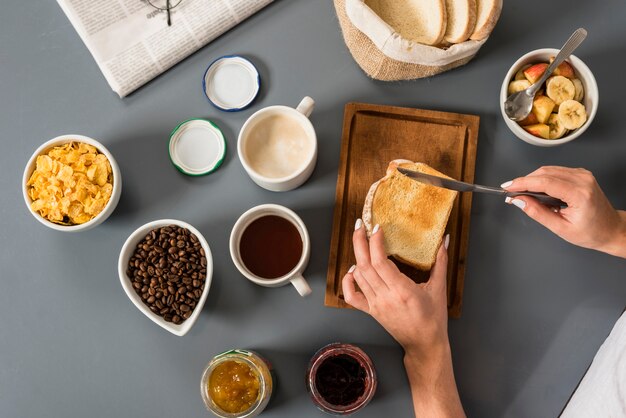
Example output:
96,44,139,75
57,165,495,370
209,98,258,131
118,219,213,336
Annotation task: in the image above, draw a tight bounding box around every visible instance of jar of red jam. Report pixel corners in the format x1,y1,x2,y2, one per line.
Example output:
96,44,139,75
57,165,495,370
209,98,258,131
306,343,377,415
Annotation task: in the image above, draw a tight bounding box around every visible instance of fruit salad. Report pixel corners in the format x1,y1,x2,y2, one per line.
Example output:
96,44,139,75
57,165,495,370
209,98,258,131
508,58,587,139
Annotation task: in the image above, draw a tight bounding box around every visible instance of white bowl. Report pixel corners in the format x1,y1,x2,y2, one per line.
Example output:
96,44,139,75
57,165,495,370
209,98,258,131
118,219,213,336
500,48,599,147
22,134,122,231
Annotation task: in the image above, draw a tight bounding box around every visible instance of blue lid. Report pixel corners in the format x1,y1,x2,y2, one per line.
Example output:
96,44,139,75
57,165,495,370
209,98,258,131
202,55,261,112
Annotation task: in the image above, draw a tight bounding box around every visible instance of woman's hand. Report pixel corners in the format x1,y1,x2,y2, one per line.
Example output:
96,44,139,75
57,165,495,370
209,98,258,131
341,219,450,356
341,220,466,418
502,166,626,258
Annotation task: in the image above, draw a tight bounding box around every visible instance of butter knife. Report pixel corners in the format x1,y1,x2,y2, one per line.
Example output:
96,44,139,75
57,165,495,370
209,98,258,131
397,168,567,208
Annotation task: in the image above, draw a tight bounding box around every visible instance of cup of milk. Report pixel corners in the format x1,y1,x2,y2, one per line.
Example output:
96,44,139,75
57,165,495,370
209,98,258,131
237,97,316,192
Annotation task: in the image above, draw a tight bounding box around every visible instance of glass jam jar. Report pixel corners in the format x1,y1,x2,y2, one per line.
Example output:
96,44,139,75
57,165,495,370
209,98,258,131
306,343,377,415
201,349,273,418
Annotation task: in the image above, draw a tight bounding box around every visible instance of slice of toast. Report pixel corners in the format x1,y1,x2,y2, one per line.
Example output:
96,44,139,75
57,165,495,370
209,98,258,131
363,160,458,271
469,0,502,40
444,0,477,43
365,0,447,46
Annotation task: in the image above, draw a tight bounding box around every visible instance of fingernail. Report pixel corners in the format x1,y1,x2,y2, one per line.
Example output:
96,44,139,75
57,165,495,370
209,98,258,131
444,234,450,250
355,218,362,230
348,265,356,274
372,224,380,234
511,198,526,210
505,196,512,204
500,180,513,189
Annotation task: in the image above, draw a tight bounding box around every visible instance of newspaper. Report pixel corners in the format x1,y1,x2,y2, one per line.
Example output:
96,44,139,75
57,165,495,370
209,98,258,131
56,0,274,97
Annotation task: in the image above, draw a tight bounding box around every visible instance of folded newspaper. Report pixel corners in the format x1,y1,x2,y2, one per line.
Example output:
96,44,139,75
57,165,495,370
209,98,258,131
57,0,274,98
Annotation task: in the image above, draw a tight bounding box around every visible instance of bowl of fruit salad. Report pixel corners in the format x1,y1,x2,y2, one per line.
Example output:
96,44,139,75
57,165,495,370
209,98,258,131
500,48,598,147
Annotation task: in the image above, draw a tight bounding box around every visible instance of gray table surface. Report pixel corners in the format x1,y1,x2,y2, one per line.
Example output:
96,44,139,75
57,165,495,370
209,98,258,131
2,1,626,417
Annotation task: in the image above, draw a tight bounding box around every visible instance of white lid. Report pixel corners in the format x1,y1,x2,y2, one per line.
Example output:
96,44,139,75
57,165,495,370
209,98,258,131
168,119,226,176
202,55,260,111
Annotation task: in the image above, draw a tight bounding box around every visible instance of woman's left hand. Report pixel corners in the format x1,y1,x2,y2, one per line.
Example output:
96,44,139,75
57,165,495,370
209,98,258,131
341,220,450,357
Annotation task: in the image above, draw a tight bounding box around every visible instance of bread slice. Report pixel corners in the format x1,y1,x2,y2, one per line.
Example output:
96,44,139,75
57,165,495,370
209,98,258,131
365,0,447,46
469,0,502,40
444,0,477,43
363,160,458,271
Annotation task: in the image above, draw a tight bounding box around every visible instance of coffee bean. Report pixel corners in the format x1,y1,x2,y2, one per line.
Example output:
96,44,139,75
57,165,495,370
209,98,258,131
126,225,207,325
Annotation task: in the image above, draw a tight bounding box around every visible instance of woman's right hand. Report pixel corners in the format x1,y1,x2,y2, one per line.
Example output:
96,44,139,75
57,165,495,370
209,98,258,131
501,166,626,258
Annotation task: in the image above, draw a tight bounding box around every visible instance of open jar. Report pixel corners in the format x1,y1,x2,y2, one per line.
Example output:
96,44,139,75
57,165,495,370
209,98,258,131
306,343,377,415
201,349,273,418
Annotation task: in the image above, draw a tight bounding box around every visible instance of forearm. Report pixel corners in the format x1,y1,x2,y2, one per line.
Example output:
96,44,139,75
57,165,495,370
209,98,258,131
599,210,626,258
403,343,466,418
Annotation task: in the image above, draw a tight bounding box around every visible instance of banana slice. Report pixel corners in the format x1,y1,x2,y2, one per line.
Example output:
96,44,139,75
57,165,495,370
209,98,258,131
508,80,531,95
547,113,568,139
571,78,585,102
515,64,531,81
558,100,587,130
546,76,575,105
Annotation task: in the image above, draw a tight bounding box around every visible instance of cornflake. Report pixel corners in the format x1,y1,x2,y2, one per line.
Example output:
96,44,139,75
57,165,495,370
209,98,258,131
27,142,113,225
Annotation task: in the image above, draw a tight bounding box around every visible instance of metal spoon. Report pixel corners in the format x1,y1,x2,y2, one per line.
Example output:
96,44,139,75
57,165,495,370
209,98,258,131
504,28,587,121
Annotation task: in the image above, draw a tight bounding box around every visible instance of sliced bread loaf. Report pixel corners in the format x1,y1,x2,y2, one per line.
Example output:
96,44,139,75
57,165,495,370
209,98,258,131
363,160,458,271
365,0,447,46
469,0,502,40
444,0,477,43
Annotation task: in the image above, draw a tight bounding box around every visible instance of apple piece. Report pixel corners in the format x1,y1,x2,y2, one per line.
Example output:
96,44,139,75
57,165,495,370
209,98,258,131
523,63,548,84
550,56,576,78
518,112,539,126
523,123,550,139
532,95,556,124
515,64,531,81
508,80,531,95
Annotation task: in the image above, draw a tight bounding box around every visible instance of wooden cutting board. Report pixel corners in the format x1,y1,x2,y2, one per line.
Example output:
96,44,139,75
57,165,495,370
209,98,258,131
325,102,479,318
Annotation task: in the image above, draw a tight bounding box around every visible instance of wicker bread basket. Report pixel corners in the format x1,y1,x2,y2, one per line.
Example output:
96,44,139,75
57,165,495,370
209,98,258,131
335,0,493,80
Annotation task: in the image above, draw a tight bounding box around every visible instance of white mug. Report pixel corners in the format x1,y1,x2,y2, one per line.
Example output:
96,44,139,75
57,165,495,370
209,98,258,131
229,204,312,297
237,96,317,192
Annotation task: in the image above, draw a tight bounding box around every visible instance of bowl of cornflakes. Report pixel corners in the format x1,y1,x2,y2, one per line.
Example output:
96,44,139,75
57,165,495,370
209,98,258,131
22,134,122,232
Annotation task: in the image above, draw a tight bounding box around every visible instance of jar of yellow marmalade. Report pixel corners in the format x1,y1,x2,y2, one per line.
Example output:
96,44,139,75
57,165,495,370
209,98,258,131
201,349,273,418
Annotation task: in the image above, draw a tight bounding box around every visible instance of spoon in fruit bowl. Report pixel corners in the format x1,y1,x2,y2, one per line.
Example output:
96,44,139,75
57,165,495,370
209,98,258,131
504,28,587,121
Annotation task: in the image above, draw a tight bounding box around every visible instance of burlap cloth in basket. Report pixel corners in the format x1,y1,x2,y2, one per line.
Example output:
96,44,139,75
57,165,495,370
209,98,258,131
335,0,488,81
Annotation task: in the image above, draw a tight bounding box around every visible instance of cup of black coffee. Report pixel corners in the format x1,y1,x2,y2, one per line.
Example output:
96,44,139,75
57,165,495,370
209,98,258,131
229,204,312,296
